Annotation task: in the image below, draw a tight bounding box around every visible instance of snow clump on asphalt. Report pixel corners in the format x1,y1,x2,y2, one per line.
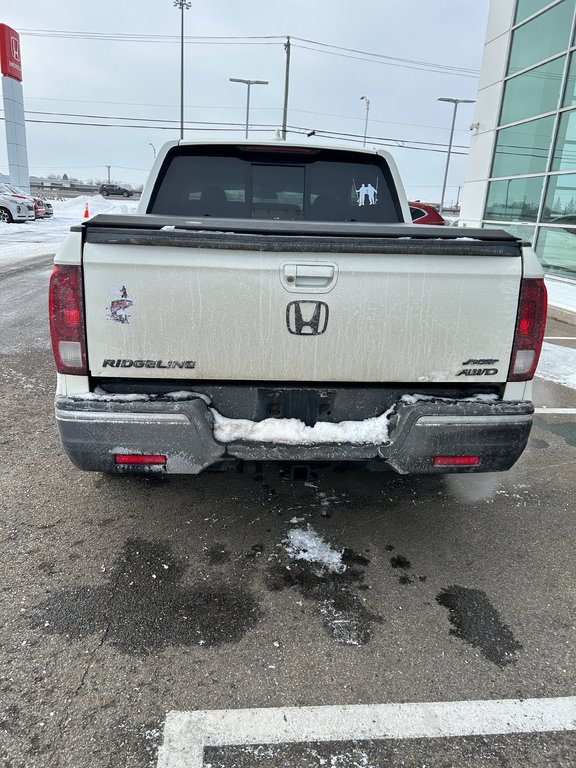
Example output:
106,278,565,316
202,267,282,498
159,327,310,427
283,526,346,574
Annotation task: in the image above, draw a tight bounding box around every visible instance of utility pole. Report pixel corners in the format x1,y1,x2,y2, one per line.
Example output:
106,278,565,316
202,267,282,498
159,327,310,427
281,36,291,140
360,96,370,147
106,165,111,183
174,0,192,140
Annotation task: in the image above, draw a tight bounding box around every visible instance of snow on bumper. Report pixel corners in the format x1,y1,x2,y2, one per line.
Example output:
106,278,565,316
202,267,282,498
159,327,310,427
54,395,534,474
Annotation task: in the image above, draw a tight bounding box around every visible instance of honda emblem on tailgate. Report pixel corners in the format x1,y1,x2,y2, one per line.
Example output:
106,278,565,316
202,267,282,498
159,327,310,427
286,301,329,335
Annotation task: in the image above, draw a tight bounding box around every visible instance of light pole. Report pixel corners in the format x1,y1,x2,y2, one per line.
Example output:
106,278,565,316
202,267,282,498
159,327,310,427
229,78,269,139
149,142,157,160
174,0,191,141
360,96,370,147
438,97,475,214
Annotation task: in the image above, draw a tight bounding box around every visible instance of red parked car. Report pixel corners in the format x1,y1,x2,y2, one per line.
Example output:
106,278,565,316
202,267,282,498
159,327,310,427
408,201,446,225
33,198,46,219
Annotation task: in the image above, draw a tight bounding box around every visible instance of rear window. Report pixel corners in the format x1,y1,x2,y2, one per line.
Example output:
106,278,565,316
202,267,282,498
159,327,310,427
148,146,402,223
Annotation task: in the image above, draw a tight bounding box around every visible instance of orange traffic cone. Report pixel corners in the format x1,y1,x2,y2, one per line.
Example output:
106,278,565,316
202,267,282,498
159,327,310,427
84,200,89,219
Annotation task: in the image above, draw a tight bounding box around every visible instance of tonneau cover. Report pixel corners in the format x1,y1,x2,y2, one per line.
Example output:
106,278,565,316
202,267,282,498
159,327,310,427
75,213,519,241
76,216,522,258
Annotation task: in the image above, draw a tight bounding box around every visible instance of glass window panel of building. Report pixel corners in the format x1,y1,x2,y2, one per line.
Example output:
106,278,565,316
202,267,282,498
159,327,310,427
551,110,576,169
515,0,557,23
500,57,565,125
484,176,545,221
508,0,576,75
563,51,576,106
541,171,576,219
484,221,537,242
491,115,555,177
535,225,576,275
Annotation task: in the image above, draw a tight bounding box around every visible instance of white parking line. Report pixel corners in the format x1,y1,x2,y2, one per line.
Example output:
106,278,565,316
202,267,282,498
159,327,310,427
157,697,576,767
535,408,576,414
544,337,576,340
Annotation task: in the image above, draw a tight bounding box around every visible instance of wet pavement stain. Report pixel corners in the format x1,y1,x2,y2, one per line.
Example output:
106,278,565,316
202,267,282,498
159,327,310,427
533,417,576,448
205,544,232,565
342,548,370,567
31,538,261,654
245,544,265,560
266,552,382,646
390,555,411,569
436,585,522,667
390,554,415,584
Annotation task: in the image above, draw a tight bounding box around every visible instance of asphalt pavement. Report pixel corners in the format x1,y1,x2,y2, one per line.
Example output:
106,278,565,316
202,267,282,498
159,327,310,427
1,261,575,768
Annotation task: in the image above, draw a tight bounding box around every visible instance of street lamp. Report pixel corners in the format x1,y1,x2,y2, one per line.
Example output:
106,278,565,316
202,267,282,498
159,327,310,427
438,97,475,214
360,95,370,147
229,78,269,139
149,142,157,160
174,0,192,141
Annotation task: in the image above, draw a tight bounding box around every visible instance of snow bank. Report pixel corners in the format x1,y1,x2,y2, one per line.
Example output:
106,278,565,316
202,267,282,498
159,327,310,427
210,407,394,445
0,195,139,269
283,526,345,573
536,342,576,389
54,195,138,218
546,277,576,314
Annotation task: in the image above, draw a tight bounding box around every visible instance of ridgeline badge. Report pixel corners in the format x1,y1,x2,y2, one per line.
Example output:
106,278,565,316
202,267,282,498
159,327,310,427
102,359,196,369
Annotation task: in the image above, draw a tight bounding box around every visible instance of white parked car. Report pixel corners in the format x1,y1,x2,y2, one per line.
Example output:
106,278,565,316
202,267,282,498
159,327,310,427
0,190,31,223
0,183,35,221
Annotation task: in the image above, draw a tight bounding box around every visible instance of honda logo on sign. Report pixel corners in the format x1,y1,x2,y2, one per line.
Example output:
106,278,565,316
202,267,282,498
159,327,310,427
0,24,23,81
10,36,19,61
286,301,329,335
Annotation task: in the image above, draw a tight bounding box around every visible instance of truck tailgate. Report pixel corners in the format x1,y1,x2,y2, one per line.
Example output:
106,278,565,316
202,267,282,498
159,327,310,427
81,222,523,384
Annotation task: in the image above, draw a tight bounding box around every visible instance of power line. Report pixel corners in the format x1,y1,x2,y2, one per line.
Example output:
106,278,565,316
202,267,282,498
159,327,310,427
20,97,471,132
18,28,480,78
0,109,470,150
0,114,469,155
286,127,469,155
19,29,283,44
292,36,480,75
292,43,480,79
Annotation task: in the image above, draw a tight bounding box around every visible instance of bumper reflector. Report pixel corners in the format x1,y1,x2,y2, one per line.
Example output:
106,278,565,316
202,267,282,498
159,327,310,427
433,455,480,466
114,454,167,465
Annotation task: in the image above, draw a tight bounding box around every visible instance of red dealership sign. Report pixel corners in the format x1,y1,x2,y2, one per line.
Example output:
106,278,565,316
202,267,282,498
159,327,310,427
0,25,22,81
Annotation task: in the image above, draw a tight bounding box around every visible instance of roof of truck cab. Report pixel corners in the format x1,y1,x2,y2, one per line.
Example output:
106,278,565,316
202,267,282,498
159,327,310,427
167,138,391,157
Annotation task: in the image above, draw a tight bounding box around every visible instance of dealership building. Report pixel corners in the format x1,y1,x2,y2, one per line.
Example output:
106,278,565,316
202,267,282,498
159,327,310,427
460,0,576,280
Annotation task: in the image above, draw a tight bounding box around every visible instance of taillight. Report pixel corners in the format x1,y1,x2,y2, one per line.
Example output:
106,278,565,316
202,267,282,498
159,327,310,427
48,265,88,375
508,278,547,382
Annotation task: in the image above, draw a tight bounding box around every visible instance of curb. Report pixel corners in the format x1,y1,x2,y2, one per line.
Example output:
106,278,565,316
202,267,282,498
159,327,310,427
548,304,576,327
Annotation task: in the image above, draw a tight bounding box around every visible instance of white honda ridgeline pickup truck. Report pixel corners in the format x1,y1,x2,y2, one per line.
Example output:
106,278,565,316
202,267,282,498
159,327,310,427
49,141,547,476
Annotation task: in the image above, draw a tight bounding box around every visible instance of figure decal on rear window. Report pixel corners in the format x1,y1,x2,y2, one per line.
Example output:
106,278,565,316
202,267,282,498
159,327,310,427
355,181,378,206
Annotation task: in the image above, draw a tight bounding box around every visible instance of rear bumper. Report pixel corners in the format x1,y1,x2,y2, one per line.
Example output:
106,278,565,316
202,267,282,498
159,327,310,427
55,395,534,474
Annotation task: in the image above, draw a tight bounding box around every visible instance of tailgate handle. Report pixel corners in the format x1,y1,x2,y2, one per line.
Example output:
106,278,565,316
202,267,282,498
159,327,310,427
284,264,336,289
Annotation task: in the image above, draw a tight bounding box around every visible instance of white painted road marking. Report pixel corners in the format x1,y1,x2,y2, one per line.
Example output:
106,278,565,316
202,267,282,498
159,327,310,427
544,337,576,340
157,697,576,767
535,407,576,414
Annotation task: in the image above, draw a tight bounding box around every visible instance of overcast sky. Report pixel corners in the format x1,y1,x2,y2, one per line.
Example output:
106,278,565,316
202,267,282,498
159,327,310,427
0,1,489,202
